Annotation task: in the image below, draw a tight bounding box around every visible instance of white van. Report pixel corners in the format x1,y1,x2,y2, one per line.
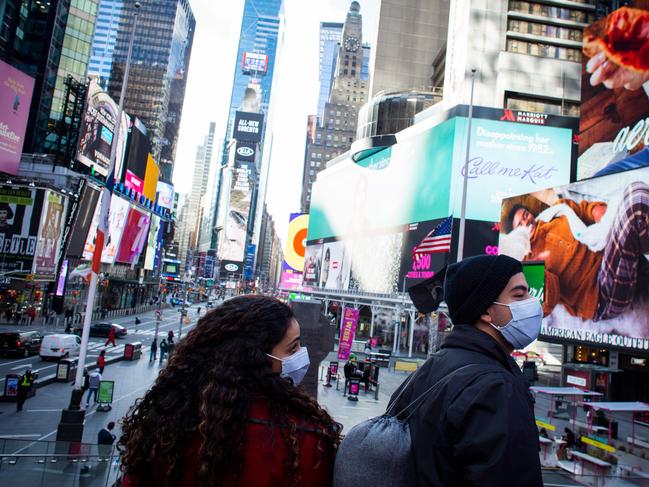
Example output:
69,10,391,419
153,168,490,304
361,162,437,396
40,334,81,360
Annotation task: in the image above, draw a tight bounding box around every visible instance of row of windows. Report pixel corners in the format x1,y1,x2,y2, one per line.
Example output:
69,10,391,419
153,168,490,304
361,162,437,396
506,39,581,62
508,19,582,41
509,1,596,24
505,94,580,117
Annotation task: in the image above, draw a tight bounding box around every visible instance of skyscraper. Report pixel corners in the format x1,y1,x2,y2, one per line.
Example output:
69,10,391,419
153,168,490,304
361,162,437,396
89,0,124,89
317,22,343,125
300,1,369,213
108,0,195,181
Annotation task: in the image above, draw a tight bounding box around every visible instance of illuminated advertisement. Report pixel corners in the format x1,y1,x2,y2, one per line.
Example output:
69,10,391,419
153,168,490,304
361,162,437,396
122,117,149,189
101,195,130,264
0,188,44,272
307,105,576,292
578,4,649,180
281,213,309,290
233,111,264,142
56,259,68,296
242,51,269,75
76,78,128,177
143,154,159,201
0,60,35,175
67,186,100,258
219,161,254,263
156,181,174,209
116,206,150,265
499,166,649,352
33,191,68,277
338,308,359,361
319,241,352,290
302,244,323,287
144,214,161,270
281,270,303,290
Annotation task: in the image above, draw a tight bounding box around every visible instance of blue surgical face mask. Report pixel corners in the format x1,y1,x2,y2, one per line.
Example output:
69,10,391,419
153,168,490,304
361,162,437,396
267,347,310,385
491,297,543,350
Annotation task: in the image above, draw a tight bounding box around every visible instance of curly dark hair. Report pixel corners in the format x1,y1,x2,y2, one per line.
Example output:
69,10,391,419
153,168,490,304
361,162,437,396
119,295,340,486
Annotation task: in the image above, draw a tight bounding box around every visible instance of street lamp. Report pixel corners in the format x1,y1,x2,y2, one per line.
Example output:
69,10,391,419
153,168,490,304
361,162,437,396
57,0,141,443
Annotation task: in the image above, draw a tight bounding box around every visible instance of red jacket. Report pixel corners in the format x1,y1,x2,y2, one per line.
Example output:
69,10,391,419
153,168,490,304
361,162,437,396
122,400,335,486
97,355,105,368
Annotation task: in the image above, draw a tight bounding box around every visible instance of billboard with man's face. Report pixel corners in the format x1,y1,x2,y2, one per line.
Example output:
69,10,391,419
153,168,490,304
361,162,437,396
499,166,649,353
0,188,45,273
578,4,649,180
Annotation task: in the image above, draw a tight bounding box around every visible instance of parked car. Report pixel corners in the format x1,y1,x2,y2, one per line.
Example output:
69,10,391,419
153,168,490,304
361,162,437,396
40,334,81,360
74,323,127,338
0,331,44,357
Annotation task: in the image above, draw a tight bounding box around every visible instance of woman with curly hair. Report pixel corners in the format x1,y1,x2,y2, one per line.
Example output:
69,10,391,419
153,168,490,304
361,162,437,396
119,295,340,486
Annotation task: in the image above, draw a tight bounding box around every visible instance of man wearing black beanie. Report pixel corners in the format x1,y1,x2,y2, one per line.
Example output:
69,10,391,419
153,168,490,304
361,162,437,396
389,255,543,486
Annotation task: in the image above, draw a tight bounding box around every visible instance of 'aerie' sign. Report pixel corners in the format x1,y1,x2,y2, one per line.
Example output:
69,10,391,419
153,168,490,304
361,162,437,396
613,117,649,155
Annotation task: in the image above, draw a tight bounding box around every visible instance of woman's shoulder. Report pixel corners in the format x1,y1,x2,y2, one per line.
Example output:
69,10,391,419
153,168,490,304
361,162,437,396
247,398,327,435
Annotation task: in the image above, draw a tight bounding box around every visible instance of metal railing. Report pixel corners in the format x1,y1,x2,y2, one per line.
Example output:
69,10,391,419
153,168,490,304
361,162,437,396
0,437,119,487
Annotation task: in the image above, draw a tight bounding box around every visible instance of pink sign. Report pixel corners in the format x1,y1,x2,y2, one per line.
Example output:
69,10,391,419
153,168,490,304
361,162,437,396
338,308,359,361
0,61,35,175
124,170,144,193
116,207,150,264
281,269,303,290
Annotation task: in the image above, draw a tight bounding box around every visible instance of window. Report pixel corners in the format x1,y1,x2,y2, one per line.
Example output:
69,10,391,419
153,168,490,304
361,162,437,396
505,92,580,117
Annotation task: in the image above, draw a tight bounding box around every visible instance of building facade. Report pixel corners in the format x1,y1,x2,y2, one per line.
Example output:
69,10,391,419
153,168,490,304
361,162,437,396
317,22,343,124
108,0,195,180
300,1,369,213
88,0,124,89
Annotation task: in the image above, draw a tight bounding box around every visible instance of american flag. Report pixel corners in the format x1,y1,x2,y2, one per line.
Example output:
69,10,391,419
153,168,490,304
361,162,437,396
413,216,453,258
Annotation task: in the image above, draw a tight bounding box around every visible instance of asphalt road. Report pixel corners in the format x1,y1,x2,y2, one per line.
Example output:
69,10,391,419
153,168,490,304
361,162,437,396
0,303,206,389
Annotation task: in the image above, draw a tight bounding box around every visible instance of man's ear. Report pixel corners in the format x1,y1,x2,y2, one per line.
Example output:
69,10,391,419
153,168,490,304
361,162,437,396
480,305,493,325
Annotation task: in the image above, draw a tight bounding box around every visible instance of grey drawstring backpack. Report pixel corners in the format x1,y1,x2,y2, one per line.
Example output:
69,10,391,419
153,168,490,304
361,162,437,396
333,364,480,487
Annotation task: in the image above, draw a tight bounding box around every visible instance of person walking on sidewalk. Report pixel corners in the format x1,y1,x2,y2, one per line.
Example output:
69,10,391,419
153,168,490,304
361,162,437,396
16,369,34,412
159,338,168,363
150,338,158,362
86,370,102,407
97,350,106,374
98,421,117,461
105,326,116,347
389,255,543,486
135,316,141,331
119,295,340,486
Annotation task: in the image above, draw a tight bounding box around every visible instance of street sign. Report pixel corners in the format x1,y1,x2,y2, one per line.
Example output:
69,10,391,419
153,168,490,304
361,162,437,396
98,380,114,404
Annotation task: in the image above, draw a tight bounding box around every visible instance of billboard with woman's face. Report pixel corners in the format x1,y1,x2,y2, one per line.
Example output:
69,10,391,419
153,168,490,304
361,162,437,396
499,166,649,352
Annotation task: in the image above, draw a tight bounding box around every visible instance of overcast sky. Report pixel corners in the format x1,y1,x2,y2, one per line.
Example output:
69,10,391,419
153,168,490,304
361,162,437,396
173,0,378,243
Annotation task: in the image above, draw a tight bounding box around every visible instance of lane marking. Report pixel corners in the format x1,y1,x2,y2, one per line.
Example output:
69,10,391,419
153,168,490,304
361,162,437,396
10,363,32,371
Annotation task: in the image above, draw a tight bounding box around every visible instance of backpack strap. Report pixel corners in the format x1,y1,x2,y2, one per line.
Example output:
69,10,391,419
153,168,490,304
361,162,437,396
386,367,421,416
395,363,484,421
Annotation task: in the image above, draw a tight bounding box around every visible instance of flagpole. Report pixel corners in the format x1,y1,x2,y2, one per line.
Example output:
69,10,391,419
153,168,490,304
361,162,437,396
70,1,140,400
456,68,476,263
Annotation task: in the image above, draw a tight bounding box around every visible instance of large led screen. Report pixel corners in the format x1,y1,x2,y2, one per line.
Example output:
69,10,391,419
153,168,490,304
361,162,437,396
0,188,44,272
144,214,161,271
499,166,649,352
219,161,254,263
67,186,100,258
116,206,150,265
101,195,130,264
33,191,68,277
578,4,649,181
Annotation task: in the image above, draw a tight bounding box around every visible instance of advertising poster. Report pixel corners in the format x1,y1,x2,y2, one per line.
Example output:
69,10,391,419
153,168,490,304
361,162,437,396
235,141,257,162
123,118,149,189
281,270,303,290
33,191,68,277
0,187,44,272
116,206,150,265
284,213,309,271
219,161,254,262
399,219,451,290
101,195,130,264
76,78,128,177
68,186,100,258
0,60,35,175
56,259,68,296
319,241,352,290
82,196,102,261
242,51,269,75
144,214,161,270
302,244,323,287
338,308,360,361
499,166,649,352
156,181,174,210
143,154,159,201
578,4,649,180
233,111,264,142
244,243,256,279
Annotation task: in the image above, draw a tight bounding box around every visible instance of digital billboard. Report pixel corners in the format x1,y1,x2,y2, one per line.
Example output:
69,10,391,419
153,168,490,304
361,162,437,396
578,4,649,180
101,195,130,264
116,206,150,265
499,166,649,352
319,241,352,290
123,117,149,191
242,51,269,75
233,111,264,142
306,105,576,293
0,188,44,273
302,244,323,287
76,78,128,177
156,181,174,209
143,154,159,201
0,60,35,175
235,141,257,162
144,214,161,271
33,191,68,277
67,186,100,258
219,161,254,263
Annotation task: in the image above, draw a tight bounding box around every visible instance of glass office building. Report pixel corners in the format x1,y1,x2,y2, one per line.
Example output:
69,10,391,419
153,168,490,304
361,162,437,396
89,0,124,89
317,22,343,125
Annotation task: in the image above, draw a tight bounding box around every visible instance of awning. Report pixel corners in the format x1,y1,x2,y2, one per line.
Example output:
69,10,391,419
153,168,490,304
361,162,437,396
531,386,603,397
584,402,649,413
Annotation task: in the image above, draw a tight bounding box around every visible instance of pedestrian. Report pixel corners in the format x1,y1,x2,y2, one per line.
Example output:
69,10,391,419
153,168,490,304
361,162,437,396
16,369,34,412
167,330,174,342
159,338,167,363
196,306,201,315
105,326,116,347
27,306,36,326
119,295,339,486
97,350,106,374
135,316,141,331
387,255,543,486
86,370,102,407
150,338,158,362
98,421,117,446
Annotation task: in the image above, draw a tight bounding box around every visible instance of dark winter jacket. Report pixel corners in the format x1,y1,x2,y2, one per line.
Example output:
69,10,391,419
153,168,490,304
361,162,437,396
389,325,543,487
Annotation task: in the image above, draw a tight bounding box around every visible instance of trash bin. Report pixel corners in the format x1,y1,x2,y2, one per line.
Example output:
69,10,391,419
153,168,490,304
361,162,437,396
56,359,77,383
124,342,142,361
3,373,19,400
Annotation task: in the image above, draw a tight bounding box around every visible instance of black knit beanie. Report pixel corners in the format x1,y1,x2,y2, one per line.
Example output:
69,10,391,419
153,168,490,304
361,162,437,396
444,255,523,325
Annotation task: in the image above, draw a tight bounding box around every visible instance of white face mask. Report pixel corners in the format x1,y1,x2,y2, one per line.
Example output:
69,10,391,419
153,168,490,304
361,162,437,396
267,347,310,385
491,297,543,350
